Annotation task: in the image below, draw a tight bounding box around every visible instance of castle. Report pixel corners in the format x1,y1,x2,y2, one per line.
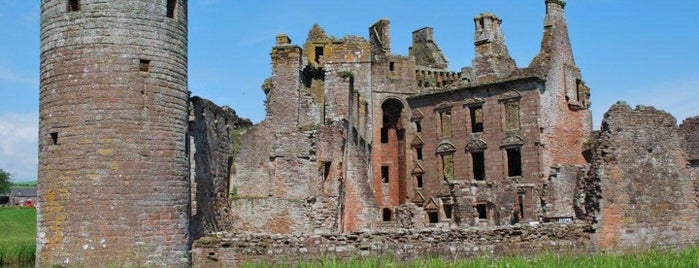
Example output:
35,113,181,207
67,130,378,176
37,0,698,267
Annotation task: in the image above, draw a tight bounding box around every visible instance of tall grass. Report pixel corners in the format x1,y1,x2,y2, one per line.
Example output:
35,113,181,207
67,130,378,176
242,246,699,268
0,207,36,267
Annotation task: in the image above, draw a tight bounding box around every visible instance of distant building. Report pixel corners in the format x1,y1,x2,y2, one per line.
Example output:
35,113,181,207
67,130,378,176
10,187,37,207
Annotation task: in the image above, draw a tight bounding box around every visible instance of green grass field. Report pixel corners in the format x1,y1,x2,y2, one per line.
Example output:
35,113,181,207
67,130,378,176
0,207,36,266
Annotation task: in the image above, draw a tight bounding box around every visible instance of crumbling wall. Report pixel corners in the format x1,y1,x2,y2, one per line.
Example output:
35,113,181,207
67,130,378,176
679,116,699,166
591,102,699,251
192,223,594,267
189,97,251,239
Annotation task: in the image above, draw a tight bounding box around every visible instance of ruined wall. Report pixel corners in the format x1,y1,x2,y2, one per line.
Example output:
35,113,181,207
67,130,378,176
679,116,699,166
405,79,546,226
189,97,251,240
37,1,191,266
591,103,699,251
192,223,594,267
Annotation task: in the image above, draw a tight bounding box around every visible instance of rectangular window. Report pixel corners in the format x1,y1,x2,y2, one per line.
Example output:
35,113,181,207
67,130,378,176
470,106,484,133
416,175,423,188
442,154,454,182
472,151,485,181
389,61,395,71
67,0,80,12
50,132,58,145
504,101,520,130
415,121,422,133
439,110,452,137
314,46,324,63
506,148,522,177
416,147,423,160
139,59,150,73
476,203,487,219
444,204,453,219
167,0,177,18
381,165,389,183
428,211,439,223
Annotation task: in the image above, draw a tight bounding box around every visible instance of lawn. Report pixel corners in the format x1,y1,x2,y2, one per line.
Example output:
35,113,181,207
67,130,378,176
0,207,36,266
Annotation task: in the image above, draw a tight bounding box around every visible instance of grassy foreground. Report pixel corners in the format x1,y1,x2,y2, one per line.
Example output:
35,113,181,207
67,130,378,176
0,207,36,266
244,246,699,268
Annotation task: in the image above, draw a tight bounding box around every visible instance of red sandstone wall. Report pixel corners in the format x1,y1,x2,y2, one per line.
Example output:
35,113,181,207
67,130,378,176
38,1,190,266
593,103,698,251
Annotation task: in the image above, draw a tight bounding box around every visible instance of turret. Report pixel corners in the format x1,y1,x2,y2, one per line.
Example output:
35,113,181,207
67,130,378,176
529,0,576,70
471,13,516,83
38,0,191,266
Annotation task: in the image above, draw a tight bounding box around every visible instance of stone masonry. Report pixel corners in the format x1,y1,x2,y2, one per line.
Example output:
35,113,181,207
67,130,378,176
38,0,698,266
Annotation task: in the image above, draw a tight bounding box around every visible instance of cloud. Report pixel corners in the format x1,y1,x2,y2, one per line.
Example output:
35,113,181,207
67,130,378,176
0,112,38,182
0,64,38,87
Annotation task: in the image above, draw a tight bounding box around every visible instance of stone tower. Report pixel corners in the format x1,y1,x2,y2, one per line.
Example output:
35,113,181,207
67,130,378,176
37,0,190,266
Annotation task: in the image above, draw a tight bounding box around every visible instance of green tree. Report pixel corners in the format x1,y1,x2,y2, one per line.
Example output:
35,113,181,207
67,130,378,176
0,169,12,195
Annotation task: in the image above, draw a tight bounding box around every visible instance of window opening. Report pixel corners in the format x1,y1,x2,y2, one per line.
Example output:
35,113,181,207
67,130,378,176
139,59,150,73
476,204,487,219
323,162,331,182
416,147,423,160
470,106,484,133
504,101,520,130
314,46,324,63
441,154,454,182
506,148,522,177
428,211,439,223
380,128,389,143
389,61,395,71
518,194,525,221
167,0,177,18
382,208,392,221
472,151,485,181
67,0,80,12
439,110,452,137
50,132,58,145
381,165,389,183
444,204,453,219
416,175,423,188
415,121,422,133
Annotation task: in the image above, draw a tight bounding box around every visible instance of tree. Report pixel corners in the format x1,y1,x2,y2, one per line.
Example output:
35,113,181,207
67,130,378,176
0,169,12,195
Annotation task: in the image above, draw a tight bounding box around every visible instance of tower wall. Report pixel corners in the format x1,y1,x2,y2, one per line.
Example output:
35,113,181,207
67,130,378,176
38,0,190,266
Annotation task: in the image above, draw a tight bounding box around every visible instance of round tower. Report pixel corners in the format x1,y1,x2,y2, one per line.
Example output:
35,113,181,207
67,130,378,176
38,0,190,266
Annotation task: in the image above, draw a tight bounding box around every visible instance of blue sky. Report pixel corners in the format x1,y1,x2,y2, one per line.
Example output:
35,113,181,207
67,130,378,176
1,0,698,182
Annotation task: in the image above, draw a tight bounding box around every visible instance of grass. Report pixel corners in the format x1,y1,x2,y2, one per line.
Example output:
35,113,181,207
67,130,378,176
0,207,36,267
11,181,37,187
242,246,699,268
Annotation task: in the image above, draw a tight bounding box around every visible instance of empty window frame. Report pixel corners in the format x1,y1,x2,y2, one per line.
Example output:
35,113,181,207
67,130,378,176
314,46,324,63
414,120,422,133
439,110,452,137
506,148,522,177
381,165,389,183
504,101,520,130
416,175,423,188
427,211,439,223
415,147,423,160
475,203,488,220
50,132,58,145
444,203,453,219
139,59,150,73
470,105,484,133
471,151,485,181
67,0,80,12
166,0,177,18
389,61,395,71
441,153,454,182
382,208,392,221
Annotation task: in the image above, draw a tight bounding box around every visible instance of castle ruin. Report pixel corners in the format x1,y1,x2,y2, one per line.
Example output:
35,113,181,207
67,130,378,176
37,0,698,267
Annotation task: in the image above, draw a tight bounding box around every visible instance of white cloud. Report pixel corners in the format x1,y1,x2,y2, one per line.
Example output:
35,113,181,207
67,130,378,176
0,113,38,182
